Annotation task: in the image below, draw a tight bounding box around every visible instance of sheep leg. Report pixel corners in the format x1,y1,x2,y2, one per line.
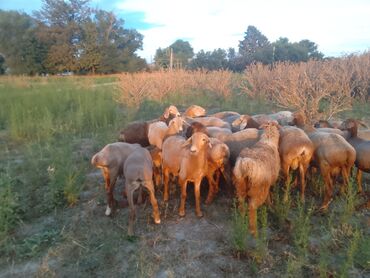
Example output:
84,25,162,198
179,178,187,217
145,181,161,224
163,168,170,202
205,173,216,205
127,185,136,236
282,163,291,203
356,168,363,193
103,168,116,216
235,178,247,216
194,179,203,218
248,199,258,237
321,172,333,211
340,167,350,195
299,163,306,203
153,167,161,187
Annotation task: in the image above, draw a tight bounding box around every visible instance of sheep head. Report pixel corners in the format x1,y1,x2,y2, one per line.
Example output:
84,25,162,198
163,105,180,119
182,132,212,154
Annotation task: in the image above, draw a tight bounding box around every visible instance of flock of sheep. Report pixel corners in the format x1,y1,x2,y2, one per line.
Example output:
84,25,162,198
91,105,370,236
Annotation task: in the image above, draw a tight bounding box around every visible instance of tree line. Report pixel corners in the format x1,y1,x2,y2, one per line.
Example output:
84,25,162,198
155,26,324,71
0,1,325,75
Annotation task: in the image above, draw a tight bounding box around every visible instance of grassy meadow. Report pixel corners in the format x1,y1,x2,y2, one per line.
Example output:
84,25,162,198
0,74,369,277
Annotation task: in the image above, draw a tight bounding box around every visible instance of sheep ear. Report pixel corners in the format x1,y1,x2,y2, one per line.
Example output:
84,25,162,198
181,138,191,148
240,121,247,130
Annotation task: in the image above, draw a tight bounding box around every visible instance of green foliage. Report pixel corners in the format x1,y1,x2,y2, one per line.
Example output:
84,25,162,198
17,229,61,258
0,173,20,239
292,199,313,256
190,48,228,70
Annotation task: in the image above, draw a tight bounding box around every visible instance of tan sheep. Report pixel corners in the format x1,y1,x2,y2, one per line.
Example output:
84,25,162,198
124,147,161,236
214,128,262,166
231,114,260,131
183,104,206,118
118,105,180,146
279,126,314,202
291,111,356,210
148,116,184,149
205,138,231,204
91,142,141,216
185,116,231,129
233,122,281,236
178,132,213,217
340,119,370,193
147,146,162,187
180,122,231,204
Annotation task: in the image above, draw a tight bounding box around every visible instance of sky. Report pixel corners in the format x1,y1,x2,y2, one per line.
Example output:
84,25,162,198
1,0,370,62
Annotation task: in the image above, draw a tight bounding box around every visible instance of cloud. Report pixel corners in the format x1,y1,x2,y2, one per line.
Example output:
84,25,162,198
118,0,370,60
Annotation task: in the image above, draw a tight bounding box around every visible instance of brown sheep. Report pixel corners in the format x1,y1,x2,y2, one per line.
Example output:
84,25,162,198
340,119,370,193
279,126,314,202
91,142,141,216
185,121,209,138
291,111,356,210
124,147,161,236
233,122,281,236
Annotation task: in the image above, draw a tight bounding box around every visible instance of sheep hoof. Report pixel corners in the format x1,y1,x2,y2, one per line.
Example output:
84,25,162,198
105,205,112,216
196,212,203,218
154,218,161,224
179,210,186,217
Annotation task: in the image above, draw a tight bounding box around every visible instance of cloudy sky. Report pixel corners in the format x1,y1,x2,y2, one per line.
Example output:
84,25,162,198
1,0,370,62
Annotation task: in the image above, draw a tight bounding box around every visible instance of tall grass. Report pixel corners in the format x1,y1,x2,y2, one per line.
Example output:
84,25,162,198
0,76,121,142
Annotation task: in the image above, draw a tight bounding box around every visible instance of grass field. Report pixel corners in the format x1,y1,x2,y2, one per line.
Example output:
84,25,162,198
0,75,369,277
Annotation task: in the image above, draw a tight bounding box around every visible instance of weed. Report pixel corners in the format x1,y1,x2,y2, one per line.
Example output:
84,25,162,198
339,228,361,277
292,198,313,257
251,205,269,263
340,178,359,224
17,229,61,258
230,200,248,254
269,184,291,228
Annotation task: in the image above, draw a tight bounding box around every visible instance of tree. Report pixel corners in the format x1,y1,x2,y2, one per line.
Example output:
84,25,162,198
239,25,270,65
190,48,228,70
92,10,145,73
0,10,47,74
154,39,194,69
34,0,92,73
